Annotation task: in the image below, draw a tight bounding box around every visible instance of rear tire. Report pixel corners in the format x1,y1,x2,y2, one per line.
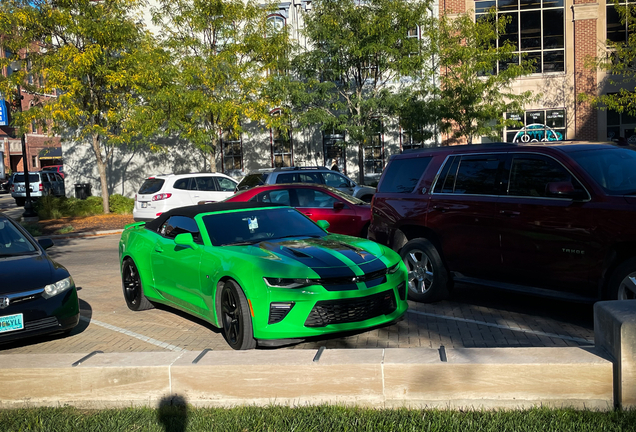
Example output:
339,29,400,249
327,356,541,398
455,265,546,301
400,238,449,303
122,258,154,311
608,257,636,300
220,280,256,350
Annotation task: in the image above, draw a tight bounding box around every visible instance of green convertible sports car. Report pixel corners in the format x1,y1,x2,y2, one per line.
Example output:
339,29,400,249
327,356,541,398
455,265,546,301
118,202,408,349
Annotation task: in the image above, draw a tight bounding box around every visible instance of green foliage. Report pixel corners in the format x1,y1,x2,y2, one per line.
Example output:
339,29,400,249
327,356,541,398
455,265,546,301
290,0,433,182
34,196,104,219
0,406,634,432
109,194,134,214
20,222,42,237
400,11,536,145
150,0,290,169
0,0,168,213
583,1,636,120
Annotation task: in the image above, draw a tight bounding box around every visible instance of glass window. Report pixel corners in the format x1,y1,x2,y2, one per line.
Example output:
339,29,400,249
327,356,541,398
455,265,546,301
606,95,636,143
476,0,565,74
310,189,338,208
506,109,566,142
250,189,291,205
433,156,461,194
195,177,218,192
570,147,636,194
507,155,582,197
271,111,292,168
138,178,165,194
607,0,635,43
0,218,37,256
159,216,201,243
364,123,384,175
275,172,322,184
216,177,237,192
379,157,432,193
453,156,503,195
173,178,190,190
322,172,351,188
222,130,242,171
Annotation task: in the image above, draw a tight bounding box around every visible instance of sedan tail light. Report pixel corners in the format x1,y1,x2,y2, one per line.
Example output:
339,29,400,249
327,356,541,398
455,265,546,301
152,193,172,201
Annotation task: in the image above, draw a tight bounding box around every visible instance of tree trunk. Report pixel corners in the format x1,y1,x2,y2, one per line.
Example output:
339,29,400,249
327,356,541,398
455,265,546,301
91,132,110,214
357,142,364,185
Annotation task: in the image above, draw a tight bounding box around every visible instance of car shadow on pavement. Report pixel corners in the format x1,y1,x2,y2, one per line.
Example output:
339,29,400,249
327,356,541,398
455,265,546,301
151,302,223,335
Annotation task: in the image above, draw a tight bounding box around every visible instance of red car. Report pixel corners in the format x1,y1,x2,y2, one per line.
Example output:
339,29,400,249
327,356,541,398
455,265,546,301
226,183,371,238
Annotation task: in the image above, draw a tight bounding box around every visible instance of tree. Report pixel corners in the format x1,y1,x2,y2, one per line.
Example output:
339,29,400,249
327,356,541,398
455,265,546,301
150,0,291,171
289,0,433,184
401,11,535,145
583,0,636,126
0,0,166,213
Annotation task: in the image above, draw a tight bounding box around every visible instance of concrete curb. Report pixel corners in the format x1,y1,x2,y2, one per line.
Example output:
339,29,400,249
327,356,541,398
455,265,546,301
0,347,614,410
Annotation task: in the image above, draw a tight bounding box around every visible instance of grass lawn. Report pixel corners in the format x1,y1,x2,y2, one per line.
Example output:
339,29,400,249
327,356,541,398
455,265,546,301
0,405,634,432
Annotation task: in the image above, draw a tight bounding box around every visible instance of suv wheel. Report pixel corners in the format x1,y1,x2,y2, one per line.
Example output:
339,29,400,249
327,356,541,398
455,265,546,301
400,238,449,303
608,257,636,300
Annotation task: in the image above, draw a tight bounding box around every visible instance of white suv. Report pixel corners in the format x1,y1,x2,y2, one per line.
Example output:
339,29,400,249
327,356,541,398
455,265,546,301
133,173,238,221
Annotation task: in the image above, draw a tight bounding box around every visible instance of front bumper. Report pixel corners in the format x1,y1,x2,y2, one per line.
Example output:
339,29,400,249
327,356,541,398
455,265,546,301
251,271,408,340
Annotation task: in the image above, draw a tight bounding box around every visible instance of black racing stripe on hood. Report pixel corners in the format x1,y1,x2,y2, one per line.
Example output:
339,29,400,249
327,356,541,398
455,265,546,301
259,240,357,278
358,259,388,276
303,238,378,265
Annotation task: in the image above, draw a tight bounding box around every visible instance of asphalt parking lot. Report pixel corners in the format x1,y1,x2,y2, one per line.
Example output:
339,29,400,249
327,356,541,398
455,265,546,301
0,194,595,354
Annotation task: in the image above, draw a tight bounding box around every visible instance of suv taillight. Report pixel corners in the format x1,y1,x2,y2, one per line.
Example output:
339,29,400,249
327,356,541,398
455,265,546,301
39,183,43,192
10,185,14,192
152,193,172,201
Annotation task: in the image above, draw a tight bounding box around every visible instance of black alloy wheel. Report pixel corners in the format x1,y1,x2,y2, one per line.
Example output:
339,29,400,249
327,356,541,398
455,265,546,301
220,280,256,350
122,258,154,311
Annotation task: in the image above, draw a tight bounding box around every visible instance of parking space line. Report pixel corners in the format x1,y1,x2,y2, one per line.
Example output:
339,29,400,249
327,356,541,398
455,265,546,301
406,310,593,345
80,316,187,352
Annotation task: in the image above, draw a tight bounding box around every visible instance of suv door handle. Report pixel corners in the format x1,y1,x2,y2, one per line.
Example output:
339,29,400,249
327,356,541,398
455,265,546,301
433,205,450,212
499,210,520,216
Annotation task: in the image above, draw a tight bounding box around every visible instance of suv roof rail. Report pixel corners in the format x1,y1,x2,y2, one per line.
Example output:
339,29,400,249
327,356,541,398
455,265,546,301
273,166,330,172
403,142,518,154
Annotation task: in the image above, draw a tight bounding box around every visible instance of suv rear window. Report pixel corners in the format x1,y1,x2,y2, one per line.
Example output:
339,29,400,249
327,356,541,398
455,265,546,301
237,173,269,190
275,172,322,184
13,174,40,183
379,157,432,193
138,178,165,194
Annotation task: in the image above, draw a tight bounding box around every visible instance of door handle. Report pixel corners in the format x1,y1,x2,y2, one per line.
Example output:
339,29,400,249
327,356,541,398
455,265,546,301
304,213,313,217
499,210,520,216
433,205,450,212
154,245,164,253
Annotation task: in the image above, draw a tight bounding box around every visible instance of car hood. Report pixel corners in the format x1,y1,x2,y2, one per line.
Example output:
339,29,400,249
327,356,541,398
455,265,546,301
0,254,55,294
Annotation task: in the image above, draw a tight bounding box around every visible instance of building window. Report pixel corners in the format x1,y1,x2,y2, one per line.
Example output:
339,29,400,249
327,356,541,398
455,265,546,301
607,106,636,144
401,126,426,151
267,14,286,34
607,0,635,43
271,110,292,167
475,0,565,74
32,155,38,168
364,123,384,174
31,120,37,133
505,109,566,142
323,132,345,171
221,130,242,171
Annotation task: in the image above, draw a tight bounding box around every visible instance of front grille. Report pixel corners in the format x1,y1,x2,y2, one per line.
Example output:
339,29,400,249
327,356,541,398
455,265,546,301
24,317,59,331
304,289,397,328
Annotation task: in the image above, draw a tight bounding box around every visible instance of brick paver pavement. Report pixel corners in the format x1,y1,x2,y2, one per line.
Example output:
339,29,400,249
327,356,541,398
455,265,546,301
0,225,594,355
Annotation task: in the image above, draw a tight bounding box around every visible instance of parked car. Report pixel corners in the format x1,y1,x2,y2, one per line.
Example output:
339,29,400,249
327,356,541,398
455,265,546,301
235,166,376,202
119,202,407,350
133,173,238,222
11,171,66,207
42,165,65,179
369,141,636,303
0,213,80,344
226,183,371,238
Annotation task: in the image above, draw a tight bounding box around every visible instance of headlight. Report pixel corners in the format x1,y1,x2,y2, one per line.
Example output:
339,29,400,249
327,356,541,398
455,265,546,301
43,276,74,299
263,277,317,289
388,262,401,274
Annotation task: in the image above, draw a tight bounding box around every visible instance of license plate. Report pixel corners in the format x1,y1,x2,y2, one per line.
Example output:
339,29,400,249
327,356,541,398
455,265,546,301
0,313,24,334
141,202,148,208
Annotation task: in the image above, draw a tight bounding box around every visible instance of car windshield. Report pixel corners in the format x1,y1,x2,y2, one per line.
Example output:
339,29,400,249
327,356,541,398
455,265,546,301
0,219,37,256
327,187,366,205
13,174,40,183
569,147,636,195
202,207,327,246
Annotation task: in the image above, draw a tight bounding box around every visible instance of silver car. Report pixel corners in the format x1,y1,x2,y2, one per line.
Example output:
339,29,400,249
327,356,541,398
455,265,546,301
11,171,65,207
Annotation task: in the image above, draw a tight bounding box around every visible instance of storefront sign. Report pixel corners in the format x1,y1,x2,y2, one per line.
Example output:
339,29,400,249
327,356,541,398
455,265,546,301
0,98,8,126
513,124,563,143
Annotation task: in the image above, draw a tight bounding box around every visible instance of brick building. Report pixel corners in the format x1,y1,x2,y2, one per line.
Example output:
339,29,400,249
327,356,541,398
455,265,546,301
1,47,62,180
441,0,634,144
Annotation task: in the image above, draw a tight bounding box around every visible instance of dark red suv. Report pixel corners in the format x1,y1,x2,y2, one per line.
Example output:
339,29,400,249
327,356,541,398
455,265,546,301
369,142,636,303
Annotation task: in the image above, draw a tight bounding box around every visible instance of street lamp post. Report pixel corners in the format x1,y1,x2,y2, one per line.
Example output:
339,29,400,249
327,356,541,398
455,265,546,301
10,59,38,221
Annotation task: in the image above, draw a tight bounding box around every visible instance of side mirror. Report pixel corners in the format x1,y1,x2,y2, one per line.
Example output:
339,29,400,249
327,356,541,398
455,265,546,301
546,181,588,200
174,233,199,249
38,238,54,250
316,220,330,231
333,201,345,210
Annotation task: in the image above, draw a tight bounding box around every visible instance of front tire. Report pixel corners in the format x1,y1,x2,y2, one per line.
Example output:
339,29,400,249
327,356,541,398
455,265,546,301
220,280,256,350
608,257,636,300
122,258,154,311
400,238,449,303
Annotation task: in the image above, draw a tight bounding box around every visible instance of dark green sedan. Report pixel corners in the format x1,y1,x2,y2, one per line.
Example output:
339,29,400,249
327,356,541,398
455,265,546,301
119,202,408,349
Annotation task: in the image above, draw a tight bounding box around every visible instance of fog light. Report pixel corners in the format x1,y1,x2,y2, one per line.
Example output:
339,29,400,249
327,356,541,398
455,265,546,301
268,302,295,324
